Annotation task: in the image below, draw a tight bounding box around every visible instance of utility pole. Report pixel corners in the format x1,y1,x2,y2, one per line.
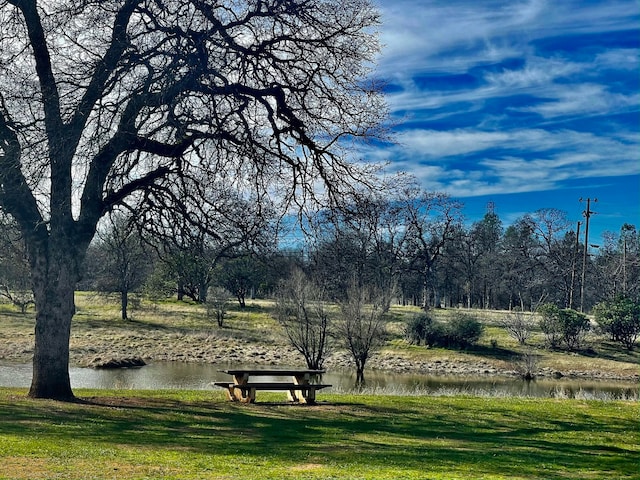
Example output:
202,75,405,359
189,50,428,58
622,235,627,294
620,223,636,295
579,198,597,312
569,221,581,310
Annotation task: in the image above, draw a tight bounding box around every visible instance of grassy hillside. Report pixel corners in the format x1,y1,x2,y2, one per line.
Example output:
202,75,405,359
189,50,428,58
0,293,638,380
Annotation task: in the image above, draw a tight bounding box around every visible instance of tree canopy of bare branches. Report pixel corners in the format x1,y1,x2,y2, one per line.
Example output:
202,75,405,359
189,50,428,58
0,0,385,399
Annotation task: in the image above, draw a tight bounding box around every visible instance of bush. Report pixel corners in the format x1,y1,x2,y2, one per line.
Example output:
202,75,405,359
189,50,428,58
404,313,433,345
446,312,484,348
557,308,590,350
425,320,448,347
405,312,483,349
593,296,640,350
404,313,446,347
538,304,590,350
538,303,563,348
405,314,429,345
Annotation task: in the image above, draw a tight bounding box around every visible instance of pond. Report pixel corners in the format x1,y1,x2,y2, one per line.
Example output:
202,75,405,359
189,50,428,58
0,362,637,400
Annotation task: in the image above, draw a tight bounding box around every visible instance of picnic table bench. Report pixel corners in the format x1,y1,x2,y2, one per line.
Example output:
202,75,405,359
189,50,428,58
214,368,331,404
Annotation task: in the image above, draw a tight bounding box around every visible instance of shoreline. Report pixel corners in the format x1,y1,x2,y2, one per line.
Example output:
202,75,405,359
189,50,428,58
2,342,638,383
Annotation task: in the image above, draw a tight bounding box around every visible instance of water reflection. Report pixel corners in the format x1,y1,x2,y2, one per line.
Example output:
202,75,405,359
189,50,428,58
0,362,637,399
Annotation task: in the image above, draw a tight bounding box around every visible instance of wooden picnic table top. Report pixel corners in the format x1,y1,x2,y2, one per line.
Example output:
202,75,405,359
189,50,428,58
220,368,326,377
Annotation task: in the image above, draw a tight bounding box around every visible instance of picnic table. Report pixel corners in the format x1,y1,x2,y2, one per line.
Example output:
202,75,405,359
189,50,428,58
214,368,331,404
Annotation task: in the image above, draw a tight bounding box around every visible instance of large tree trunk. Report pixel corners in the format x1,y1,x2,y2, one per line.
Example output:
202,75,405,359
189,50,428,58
29,299,75,400
28,241,80,401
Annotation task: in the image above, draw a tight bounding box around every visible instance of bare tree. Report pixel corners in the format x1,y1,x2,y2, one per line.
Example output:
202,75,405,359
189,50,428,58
0,213,34,313
527,209,574,306
500,311,534,345
275,269,329,370
90,211,149,320
308,192,406,307
0,0,385,399
335,281,386,385
401,189,464,309
151,186,274,303
205,286,233,328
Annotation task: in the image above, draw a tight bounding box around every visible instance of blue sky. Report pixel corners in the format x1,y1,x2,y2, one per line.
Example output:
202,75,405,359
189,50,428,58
367,0,639,244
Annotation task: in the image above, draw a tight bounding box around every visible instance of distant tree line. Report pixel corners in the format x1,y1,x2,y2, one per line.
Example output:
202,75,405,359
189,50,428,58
1,191,637,318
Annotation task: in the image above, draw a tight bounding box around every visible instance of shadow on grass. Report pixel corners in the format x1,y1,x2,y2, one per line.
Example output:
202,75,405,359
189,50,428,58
0,389,637,479
585,341,640,363
459,344,520,360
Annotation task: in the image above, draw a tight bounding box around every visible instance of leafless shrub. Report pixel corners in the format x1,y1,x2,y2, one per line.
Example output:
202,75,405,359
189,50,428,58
206,287,233,327
274,269,330,370
501,311,534,345
336,282,387,385
512,348,539,380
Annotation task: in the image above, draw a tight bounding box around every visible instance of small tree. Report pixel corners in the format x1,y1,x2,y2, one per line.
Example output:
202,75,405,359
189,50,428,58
274,269,330,370
558,308,591,350
404,313,433,346
500,311,534,345
336,282,387,385
593,296,640,350
513,348,539,380
538,304,563,348
538,304,590,350
205,287,233,328
0,288,35,314
90,212,149,320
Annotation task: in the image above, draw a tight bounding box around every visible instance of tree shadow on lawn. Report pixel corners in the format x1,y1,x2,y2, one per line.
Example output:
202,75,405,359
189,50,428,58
71,316,213,340
1,392,637,479
72,311,271,344
461,344,520,361
586,341,640,364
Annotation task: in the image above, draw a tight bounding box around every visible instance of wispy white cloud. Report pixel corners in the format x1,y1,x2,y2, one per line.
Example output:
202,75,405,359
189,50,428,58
483,57,582,89
377,0,638,78
519,85,640,119
394,128,635,160
366,127,639,198
593,49,640,70
366,0,639,234
386,52,638,124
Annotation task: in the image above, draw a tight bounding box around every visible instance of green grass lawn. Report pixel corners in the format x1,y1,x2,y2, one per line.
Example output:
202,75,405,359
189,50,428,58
0,388,637,479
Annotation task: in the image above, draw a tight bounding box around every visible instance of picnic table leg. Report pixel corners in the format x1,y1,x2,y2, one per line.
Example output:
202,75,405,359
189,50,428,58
224,385,239,402
292,373,312,403
231,374,254,403
295,385,319,404
301,387,316,405
233,387,256,403
245,387,257,403
287,389,299,402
